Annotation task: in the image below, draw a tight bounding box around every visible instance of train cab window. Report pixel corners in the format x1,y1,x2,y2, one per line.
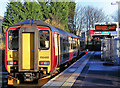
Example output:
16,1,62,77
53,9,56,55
8,30,19,50
39,30,50,50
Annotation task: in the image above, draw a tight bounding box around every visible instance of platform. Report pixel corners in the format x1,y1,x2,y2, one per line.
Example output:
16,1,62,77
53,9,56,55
42,52,120,88
42,52,93,87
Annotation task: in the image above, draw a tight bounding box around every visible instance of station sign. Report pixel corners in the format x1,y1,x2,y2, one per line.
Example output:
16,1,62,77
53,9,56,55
109,31,120,35
95,24,117,31
109,31,117,34
102,31,109,35
94,31,102,35
90,28,120,36
90,30,110,35
90,29,94,35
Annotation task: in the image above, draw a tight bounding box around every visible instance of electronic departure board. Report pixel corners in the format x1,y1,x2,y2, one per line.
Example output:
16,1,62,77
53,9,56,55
95,24,117,31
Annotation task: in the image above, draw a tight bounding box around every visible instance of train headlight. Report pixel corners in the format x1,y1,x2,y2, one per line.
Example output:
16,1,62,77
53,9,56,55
39,61,50,65
7,61,18,65
7,61,14,65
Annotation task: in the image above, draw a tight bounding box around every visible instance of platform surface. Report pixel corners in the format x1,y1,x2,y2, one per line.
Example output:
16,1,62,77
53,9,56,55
42,52,120,88
42,52,93,87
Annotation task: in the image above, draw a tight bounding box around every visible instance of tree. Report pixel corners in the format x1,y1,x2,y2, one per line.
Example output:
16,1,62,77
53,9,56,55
68,2,76,34
37,1,50,20
74,5,86,36
2,0,44,31
74,5,107,48
2,1,19,32
49,2,69,31
75,5,106,36
23,1,44,20
3,0,76,33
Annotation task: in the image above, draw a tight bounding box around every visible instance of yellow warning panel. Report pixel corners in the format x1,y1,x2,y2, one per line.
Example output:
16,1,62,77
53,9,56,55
22,33,34,70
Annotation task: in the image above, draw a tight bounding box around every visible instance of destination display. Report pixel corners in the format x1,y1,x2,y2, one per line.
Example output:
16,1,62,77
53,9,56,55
95,24,117,31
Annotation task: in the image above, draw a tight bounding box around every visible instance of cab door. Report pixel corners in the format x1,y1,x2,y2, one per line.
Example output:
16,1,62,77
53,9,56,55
22,33,34,70
19,26,38,72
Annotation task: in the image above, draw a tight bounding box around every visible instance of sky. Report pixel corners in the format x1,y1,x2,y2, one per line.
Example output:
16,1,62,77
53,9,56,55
77,0,118,17
0,0,119,20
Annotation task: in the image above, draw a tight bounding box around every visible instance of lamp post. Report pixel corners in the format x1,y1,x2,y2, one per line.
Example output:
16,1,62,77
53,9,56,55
111,1,120,38
111,1,120,65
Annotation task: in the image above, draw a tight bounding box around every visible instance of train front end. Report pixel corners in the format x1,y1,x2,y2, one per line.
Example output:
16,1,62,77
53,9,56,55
5,22,52,85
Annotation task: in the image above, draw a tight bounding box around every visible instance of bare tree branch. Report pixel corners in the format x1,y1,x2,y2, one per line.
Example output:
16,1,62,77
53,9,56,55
74,5,106,36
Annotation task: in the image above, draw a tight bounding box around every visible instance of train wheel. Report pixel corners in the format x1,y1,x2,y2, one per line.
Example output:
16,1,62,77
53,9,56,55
49,71,54,77
39,72,43,78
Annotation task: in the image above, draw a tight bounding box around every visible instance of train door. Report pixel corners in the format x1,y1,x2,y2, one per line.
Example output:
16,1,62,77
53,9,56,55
22,33,34,70
57,34,60,65
19,26,38,71
54,34,60,66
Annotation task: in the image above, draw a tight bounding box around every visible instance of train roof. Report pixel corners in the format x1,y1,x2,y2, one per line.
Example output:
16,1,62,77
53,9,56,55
9,20,81,39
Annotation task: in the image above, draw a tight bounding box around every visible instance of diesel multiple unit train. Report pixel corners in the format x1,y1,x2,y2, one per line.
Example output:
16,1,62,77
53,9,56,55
5,20,85,85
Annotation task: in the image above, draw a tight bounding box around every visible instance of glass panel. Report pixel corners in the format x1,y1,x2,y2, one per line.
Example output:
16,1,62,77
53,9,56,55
39,30,50,50
8,30,19,50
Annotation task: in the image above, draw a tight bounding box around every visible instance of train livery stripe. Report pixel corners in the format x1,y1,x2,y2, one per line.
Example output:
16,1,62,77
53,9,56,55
5,31,8,71
8,26,20,30
37,27,49,29
50,32,56,71
50,32,53,71
53,33,56,69
69,52,73,61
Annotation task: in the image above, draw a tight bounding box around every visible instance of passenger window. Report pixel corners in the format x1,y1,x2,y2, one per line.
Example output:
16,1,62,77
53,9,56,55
8,30,19,50
71,39,73,49
73,40,75,49
60,37,63,52
39,30,50,50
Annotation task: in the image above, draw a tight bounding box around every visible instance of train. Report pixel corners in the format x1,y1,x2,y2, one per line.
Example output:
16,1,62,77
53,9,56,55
5,20,85,85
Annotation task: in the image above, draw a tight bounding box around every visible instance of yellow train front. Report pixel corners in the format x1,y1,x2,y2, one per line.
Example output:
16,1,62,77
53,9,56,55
5,20,85,85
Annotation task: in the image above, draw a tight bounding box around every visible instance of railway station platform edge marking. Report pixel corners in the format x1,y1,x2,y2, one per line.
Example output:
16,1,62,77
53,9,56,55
61,59,89,87
42,52,93,87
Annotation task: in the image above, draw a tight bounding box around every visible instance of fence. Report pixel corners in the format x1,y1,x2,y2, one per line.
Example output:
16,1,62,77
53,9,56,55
101,38,120,65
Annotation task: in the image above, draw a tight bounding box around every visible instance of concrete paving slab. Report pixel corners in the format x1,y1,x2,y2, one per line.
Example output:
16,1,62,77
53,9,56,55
62,59,89,86
73,52,120,87
42,52,93,87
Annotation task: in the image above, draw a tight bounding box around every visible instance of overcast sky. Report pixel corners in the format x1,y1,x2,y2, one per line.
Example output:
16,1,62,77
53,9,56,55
0,0,118,20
